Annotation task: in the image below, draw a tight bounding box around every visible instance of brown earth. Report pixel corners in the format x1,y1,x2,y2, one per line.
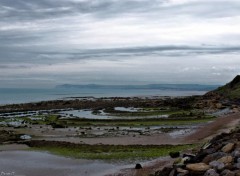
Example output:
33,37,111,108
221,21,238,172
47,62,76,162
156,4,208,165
186,112,240,142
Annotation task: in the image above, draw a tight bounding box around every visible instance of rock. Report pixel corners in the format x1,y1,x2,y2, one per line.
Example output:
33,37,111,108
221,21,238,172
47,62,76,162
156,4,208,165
173,158,186,168
186,163,210,172
20,134,32,140
220,169,235,176
204,169,220,176
169,169,177,176
209,161,225,171
182,156,192,164
177,168,189,175
234,163,240,169
169,151,180,158
155,167,173,176
203,152,227,164
222,143,235,153
232,149,240,158
182,154,196,164
195,150,209,162
234,170,240,176
135,163,142,169
217,156,233,164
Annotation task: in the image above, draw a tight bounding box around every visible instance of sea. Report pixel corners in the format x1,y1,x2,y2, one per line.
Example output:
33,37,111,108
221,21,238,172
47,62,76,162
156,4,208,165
0,88,207,105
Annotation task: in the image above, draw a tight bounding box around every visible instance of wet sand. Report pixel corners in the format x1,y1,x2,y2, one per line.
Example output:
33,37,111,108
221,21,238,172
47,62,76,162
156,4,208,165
186,112,240,142
37,132,189,145
0,151,130,176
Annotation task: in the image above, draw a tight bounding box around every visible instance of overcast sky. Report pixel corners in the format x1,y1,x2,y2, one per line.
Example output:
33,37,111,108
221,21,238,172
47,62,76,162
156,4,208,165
1,0,240,88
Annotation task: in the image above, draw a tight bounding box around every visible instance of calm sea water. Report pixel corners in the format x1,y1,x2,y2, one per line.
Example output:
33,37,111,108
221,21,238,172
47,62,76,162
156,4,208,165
0,88,206,105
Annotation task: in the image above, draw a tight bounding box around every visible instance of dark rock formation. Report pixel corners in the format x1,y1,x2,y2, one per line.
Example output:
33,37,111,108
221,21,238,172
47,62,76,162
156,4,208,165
154,127,240,176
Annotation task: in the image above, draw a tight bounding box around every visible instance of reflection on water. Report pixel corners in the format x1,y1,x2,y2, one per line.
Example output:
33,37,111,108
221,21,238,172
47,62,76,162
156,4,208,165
0,150,129,176
58,108,169,120
114,107,141,112
59,109,111,119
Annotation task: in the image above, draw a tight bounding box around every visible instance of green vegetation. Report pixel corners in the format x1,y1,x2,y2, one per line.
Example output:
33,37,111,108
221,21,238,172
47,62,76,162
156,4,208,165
104,107,204,118
31,144,195,160
12,110,214,128
213,75,240,99
21,115,59,125
58,116,215,127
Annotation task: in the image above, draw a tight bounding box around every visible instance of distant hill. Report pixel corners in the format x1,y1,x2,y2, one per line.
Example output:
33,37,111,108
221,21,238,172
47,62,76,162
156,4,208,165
56,84,220,91
209,75,240,99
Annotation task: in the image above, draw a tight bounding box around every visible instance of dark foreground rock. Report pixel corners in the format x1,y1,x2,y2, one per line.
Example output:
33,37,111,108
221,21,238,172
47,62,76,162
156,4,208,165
154,126,240,176
135,163,143,169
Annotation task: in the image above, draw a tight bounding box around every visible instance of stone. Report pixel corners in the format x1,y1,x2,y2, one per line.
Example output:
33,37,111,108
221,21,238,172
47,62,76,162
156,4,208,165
20,134,32,140
186,163,210,172
209,161,225,171
222,143,235,153
169,151,180,158
195,150,211,162
169,169,177,176
234,170,240,176
173,158,186,168
155,167,173,176
203,152,227,164
182,154,196,164
205,148,217,155
232,150,240,158
234,163,240,169
177,168,189,175
204,169,220,176
135,163,142,169
217,156,233,164
220,169,235,176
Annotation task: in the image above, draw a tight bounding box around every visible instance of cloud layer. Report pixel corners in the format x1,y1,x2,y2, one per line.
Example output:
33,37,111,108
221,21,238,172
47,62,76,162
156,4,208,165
1,0,240,87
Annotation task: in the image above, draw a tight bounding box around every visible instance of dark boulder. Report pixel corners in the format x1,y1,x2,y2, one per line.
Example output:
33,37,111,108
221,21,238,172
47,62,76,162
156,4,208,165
135,163,142,169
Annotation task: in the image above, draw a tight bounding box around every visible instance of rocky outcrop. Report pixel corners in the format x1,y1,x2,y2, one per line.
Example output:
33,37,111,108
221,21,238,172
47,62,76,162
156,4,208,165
205,75,240,100
154,126,240,176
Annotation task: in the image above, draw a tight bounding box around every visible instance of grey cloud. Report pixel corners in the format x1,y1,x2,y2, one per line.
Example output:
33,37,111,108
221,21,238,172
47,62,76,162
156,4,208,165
1,45,240,64
0,0,158,22
1,0,240,23
0,64,30,69
1,0,240,87
162,1,240,19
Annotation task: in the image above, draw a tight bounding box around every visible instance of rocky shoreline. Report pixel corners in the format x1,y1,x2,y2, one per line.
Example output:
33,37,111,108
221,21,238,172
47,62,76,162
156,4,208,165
153,125,240,176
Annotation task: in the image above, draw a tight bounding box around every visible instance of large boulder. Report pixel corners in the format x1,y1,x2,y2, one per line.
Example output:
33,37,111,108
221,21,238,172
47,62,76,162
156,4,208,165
186,163,210,172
